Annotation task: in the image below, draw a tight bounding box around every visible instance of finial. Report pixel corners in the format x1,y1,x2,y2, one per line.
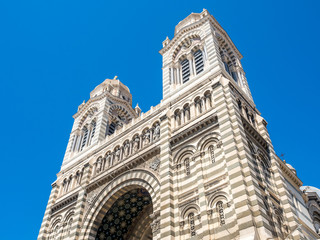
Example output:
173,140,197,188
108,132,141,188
113,75,118,80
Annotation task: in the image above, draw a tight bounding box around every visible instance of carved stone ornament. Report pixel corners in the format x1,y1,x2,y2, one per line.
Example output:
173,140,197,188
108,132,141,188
150,220,160,233
86,193,97,206
179,220,185,228
153,124,160,140
133,137,140,152
149,158,160,171
216,141,222,148
207,209,213,216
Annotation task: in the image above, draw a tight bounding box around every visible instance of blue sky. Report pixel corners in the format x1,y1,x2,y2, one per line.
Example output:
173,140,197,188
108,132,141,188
1,0,319,239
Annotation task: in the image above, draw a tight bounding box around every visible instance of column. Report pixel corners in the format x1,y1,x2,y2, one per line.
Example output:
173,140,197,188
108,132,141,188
190,103,196,118
150,128,154,143
139,134,143,149
158,113,176,240
181,110,185,125
188,54,194,77
71,163,91,240
86,126,92,146
170,67,174,85
70,134,77,152
202,97,207,112
37,183,60,240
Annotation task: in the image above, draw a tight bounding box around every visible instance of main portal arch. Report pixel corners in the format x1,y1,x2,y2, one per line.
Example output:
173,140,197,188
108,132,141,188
96,188,152,240
81,170,160,240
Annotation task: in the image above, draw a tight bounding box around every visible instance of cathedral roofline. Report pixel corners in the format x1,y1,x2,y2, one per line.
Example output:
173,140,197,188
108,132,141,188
159,9,242,60
277,156,303,188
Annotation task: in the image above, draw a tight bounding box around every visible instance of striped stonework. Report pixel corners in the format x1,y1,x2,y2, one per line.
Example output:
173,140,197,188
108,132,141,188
38,9,319,240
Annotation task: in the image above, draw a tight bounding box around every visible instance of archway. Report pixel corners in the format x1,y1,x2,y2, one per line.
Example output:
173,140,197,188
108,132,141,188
81,170,160,240
95,188,153,240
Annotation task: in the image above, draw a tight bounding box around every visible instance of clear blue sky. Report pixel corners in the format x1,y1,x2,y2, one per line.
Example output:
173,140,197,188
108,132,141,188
1,0,319,239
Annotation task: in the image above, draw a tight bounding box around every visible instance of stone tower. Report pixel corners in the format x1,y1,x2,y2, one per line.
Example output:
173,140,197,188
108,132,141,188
38,9,319,240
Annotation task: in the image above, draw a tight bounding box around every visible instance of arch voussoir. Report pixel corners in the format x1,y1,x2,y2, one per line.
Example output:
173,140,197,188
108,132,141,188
80,169,160,240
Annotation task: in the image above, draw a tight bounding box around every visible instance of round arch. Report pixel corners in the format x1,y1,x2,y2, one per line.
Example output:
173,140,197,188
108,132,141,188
81,169,160,240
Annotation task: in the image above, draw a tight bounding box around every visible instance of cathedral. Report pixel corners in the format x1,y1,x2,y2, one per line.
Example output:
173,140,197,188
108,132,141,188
38,9,320,240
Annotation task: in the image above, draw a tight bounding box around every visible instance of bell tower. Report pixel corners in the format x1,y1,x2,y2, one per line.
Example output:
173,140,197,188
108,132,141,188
61,77,139,168
38,9,319,240
160,9,252,101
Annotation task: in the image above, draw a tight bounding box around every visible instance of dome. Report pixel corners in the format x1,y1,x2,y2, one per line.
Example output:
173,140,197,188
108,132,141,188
301,186,320,198
89,77,132,104
286,163,297,175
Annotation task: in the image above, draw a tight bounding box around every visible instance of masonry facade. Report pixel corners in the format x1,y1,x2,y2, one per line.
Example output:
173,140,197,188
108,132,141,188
38,9,320,240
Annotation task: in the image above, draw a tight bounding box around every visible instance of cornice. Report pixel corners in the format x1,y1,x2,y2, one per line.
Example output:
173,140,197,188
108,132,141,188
51,192,78,215
277,157,303,188
60,104,168,175
171,114,218,149
73,90,136,119
242,115,269,155
160,13,242,60
159,15,208,55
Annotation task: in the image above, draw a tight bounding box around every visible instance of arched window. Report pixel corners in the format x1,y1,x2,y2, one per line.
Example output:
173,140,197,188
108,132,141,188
75,170,82,186
185,158,190,175
204,93,212,109
224,62,231,75
80,127,88,151
237,100,242,110
67,218,73,236
231,71,238,82
251,115,256,127
194,98,202,115
175,110,181,126
90,120,96,141
188,213,196,237
52,225,60,240
208,145,215,163
260,160,271,185
194,50,204,74
181,59,190,83
183,105,190,121
107,122,117,136
217,201,225,225
63,178,68,193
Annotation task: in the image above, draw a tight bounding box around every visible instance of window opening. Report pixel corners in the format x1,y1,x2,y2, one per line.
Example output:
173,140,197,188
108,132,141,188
181,59,190,83
194,50,204,74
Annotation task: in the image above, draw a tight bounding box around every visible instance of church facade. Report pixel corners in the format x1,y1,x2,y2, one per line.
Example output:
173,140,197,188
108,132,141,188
38,9,319,240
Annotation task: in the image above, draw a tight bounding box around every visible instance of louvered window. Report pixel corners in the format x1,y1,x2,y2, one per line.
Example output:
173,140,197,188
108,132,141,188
107,122,116,136
90,121,96,141
194,50,204,74
181,59,190,83
224,62,231,75
185,158,190,175
217,201,225,225
188,213,196,236
232,72,238,82
80,127,88,151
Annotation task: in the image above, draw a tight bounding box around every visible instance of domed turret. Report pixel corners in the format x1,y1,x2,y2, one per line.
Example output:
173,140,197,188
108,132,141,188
90,76,132,105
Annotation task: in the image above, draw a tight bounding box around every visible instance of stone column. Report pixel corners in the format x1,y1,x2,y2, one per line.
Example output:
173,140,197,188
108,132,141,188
87,126,93,146
188,54,194,77
181,110,185,125
202,97,206,112
71,163,91,240
75,135,82,152
139,134,143,149
190,103,196,119
37,183,60,240
150,128,154,144
158,112,176,240
70,134,77,152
